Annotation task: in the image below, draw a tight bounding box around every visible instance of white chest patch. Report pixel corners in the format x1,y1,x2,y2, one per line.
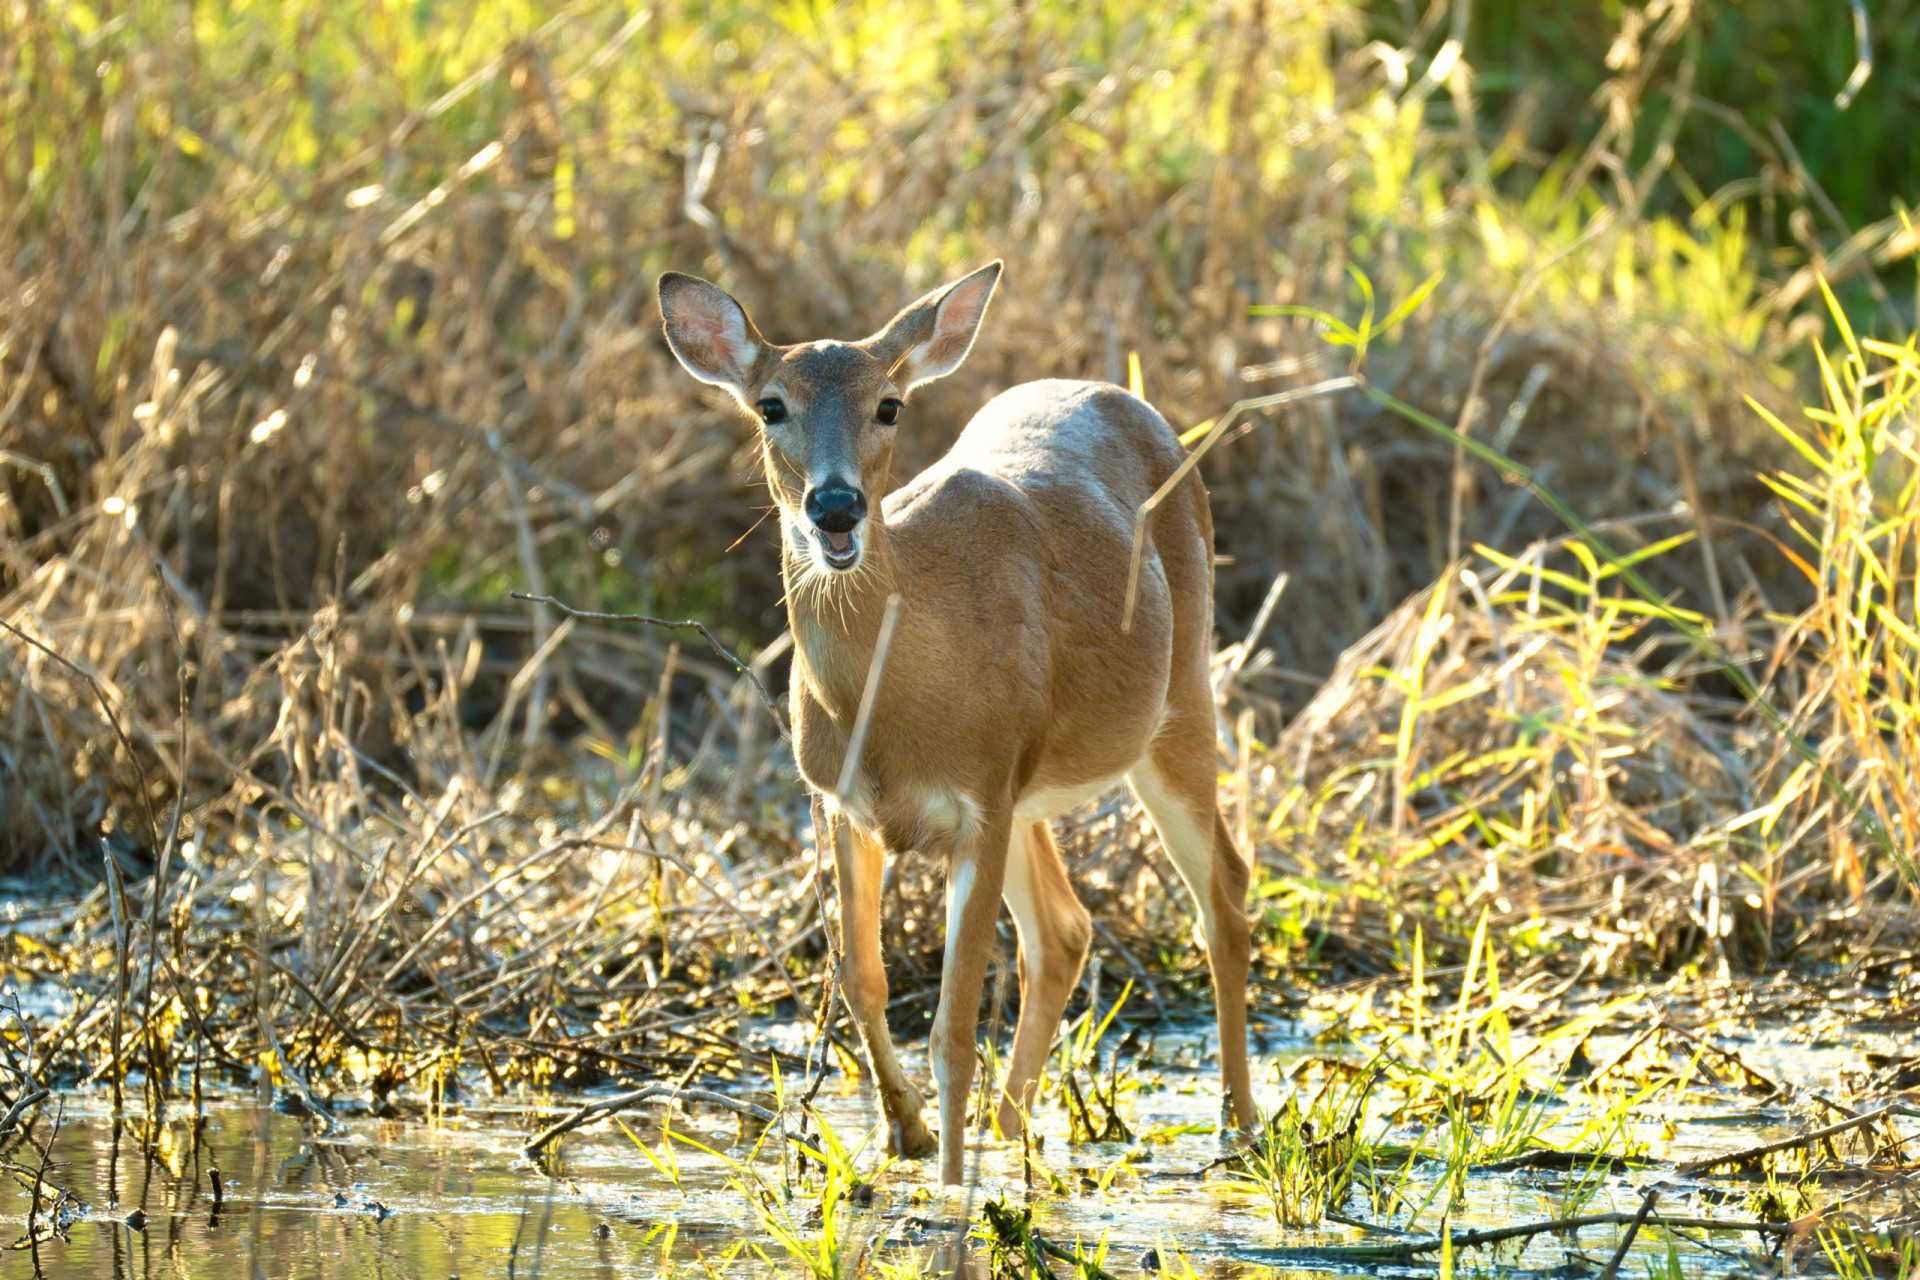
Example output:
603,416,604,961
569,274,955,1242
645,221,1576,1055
1013,774,1126,823
918,790,982,843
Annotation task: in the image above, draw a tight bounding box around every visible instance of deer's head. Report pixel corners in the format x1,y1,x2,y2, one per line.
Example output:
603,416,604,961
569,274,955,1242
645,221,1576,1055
658,262,1000,578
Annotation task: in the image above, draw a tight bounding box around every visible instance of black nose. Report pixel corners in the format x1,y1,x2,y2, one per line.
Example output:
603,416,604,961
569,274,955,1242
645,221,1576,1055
804,485,866,533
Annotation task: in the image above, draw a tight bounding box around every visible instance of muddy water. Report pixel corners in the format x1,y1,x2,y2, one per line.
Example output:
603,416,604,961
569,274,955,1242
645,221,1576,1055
3,1015,1912,1278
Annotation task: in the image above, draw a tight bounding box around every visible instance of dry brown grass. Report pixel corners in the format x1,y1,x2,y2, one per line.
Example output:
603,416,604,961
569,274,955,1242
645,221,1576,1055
0,0,1838,861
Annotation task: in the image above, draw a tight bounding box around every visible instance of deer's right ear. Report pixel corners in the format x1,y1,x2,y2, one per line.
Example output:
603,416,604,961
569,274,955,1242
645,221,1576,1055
658,273,763,392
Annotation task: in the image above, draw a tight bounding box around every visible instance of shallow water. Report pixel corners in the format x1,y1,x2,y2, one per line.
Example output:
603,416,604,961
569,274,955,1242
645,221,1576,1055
3,1011,1913,1278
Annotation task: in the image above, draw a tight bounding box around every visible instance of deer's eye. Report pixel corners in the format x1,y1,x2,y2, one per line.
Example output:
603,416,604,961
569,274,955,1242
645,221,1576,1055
875,398,902,426
757,398,787,424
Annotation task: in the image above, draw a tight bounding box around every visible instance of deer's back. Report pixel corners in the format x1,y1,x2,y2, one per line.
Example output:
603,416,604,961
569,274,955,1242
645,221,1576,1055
873,380,1210,810
885,380,1184,537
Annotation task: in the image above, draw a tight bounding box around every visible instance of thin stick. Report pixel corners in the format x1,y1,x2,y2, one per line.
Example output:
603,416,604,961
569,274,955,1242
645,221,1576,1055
0,447,68,517
1606,363,1732,631
0,995,42,1083
512,592,788,739
1121,378,1357,632
523,1085,776,1155
102,846,129,1117
1675,1102,1918,1175
802,790,842,1113
1598,1188,1659,1280
0,618,163,852
1254,1209,1804,1265
1226,570,1290,682
833,593,903,806
646,642,678,821
0,1089,48,1136
1768,119,1899,327
1669,415,1728,628
1834,0,1872,109
497,448,555,751
142,558,191,1121
1445,211,1618,565
24,1098,63,1262
253,845,272,1108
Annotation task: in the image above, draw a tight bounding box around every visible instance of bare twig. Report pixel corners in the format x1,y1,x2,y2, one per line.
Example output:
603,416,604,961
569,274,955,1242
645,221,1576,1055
1599,1188,1660,1280
0,618,163,852
1834,0,1873,110
1445,211,1617,564
1675,1103,1920,1175
0,1088,48,1137
512,592,788,739
1768,119,1899,326
1122,377,1359,632
832,593,902,806
523,1085,777,1156
1225,570,1289,684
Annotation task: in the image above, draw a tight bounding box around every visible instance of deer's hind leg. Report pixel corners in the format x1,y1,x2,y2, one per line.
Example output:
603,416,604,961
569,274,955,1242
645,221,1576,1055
1127,727,1257,1131
995,820,1091,1139
836,821,935,1157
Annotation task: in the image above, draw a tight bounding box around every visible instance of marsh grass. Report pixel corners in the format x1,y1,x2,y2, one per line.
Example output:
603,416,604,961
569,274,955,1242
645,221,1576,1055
1,0,1919,1273
723,1110,884,1280
1049,980,1136,1146
1822,1226,1920,1280
1225,1065,1372,1227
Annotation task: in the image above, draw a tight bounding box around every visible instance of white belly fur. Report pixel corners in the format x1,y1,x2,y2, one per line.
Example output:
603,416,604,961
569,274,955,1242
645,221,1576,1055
1012,774,1127,823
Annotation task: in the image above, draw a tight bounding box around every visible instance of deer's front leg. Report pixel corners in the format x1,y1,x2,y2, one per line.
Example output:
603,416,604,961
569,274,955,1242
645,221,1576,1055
835,819,935,1157
929,807,1012,1186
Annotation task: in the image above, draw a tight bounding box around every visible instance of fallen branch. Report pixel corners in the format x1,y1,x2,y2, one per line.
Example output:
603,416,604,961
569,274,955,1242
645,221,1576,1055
1598,1188,1660,1280
1474,1149,1643,1174
0,1088,48,1137
1031,1232,1123,1280
523,1085,778,1156
1119,376,1359,632
1250,1210,1805,1265
1676,1102,1920,1175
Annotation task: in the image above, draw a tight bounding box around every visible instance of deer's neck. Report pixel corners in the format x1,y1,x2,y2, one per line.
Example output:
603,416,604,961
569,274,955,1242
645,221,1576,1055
785,520,900,718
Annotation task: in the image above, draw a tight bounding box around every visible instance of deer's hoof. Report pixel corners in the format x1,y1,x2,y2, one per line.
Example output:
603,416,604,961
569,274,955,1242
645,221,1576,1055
883,1083,935,1157
890,1116,937,1159
1220,1094,1262,1138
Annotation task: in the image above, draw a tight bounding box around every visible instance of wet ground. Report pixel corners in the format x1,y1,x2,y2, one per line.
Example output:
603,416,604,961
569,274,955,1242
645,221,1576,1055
4,1005,1915,1279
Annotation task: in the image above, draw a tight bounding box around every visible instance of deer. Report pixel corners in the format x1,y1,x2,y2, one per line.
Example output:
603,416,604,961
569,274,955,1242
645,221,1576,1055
657,261,1256,1185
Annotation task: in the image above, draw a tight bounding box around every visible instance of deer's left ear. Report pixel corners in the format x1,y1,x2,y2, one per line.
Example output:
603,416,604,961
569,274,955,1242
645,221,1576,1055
865,261,1002,394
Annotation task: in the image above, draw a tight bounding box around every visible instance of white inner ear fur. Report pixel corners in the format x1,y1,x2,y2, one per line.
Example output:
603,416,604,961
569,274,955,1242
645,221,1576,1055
667,291,759,387
900,276,993,391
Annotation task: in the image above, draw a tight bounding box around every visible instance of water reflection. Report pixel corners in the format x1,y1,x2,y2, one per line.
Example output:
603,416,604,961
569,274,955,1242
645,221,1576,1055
0,1021,1909,1278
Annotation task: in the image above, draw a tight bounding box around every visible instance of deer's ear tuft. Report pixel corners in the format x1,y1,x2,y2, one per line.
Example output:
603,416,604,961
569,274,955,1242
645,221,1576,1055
867,261,1002,394
658,273,763,392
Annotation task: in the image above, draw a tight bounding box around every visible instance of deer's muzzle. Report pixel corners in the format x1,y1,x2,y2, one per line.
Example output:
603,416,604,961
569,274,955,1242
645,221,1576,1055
803,484,866,568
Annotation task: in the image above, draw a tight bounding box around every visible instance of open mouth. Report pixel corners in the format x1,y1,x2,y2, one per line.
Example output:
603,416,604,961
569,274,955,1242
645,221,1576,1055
819,529,859,569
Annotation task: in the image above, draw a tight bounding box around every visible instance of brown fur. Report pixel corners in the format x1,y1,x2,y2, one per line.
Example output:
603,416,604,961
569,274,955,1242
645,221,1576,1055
658,265,1256,1184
